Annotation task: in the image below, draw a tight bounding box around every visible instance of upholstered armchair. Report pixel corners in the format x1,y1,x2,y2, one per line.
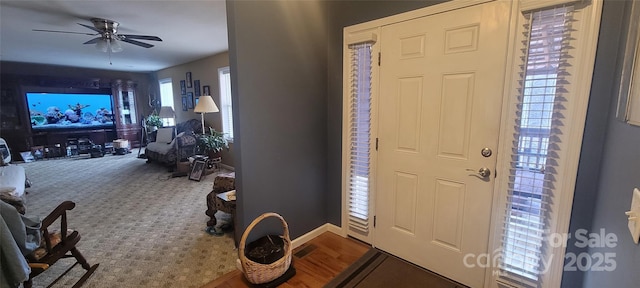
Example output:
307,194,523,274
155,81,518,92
145,119,202,166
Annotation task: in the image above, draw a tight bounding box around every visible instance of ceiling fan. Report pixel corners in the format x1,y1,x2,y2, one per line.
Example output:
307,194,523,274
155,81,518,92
33,18,162,53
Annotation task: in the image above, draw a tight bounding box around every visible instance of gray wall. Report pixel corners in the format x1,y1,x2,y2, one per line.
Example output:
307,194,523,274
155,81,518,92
561,0,627,286
226,0,329,239
579,1,640,287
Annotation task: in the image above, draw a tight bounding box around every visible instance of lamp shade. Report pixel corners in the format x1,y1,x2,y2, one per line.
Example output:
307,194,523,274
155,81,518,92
158,106,175,118
194,95,219,113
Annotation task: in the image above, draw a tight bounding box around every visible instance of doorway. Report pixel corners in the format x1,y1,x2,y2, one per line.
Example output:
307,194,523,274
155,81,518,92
374,2,511,287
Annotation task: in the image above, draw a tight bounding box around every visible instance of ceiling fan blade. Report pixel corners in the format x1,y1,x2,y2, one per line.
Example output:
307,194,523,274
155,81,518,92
120,38,154,48
120,34,162,41
32,29,96,36
77,22,103,33
83,37,102,45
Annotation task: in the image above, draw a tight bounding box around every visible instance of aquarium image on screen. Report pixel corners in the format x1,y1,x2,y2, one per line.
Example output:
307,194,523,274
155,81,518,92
26,93,115,130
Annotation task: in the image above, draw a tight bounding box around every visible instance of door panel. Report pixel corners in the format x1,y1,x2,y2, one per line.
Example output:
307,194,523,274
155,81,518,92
432,179,466,251
397,77,423,151
444,24,480,54
438,73,475,159
393,172,418,234
375,2,511,287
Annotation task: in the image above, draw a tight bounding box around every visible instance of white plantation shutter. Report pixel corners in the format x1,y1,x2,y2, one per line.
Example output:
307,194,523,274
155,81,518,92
219,67,233,141
498,5,574,287
347,42,373,235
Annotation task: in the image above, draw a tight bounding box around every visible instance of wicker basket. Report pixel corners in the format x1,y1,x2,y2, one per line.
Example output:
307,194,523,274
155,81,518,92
238,212,292,284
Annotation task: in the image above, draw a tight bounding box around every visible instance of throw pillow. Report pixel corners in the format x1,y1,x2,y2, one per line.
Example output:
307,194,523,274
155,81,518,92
169,132,186,147
156,127,174,144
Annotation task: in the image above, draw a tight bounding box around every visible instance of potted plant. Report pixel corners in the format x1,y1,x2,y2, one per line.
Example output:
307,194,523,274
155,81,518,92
145,113,163,131
197,127,229,158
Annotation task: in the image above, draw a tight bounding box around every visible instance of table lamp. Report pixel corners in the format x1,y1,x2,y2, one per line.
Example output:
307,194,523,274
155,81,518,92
194,95,219,133
158,106,176,126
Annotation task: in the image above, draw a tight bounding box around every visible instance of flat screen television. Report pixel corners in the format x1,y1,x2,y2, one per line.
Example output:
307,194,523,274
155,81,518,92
26,92,115,131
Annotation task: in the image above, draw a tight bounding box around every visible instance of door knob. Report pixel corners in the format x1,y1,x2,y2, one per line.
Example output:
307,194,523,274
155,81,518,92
467,167,491,178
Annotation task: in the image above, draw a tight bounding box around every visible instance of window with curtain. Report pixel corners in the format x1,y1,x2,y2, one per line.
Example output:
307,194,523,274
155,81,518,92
218,67,233,141
159,78,175,126
498,5,575,287
346,42,373,237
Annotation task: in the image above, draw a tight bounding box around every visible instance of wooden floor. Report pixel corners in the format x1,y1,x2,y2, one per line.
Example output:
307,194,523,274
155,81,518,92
202,232,370,288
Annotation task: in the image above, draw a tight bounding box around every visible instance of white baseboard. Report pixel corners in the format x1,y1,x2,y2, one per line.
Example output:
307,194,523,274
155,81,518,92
220,163,234,171
291,223,343,249
327,223,346,237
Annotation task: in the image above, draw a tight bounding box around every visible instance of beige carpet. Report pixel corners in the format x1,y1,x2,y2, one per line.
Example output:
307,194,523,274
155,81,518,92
19,151,237,288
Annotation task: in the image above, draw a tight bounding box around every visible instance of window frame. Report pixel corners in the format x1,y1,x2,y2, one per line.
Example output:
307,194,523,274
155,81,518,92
158,78,174,109
218,66,234,142
158,78,175,126
341,29,380,244
486,1,604,287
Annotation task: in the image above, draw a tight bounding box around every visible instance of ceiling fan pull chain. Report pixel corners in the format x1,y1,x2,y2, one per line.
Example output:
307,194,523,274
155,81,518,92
108,40,113,65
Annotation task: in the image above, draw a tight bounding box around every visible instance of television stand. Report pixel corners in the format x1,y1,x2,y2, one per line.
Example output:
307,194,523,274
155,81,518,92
30,128,117,153
75,137,92,154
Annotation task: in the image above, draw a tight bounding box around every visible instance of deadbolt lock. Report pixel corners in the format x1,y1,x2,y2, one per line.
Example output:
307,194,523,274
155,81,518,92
481,147,492,157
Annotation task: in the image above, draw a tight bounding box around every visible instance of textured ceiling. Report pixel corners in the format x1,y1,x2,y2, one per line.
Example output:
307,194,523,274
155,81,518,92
0,0,228,72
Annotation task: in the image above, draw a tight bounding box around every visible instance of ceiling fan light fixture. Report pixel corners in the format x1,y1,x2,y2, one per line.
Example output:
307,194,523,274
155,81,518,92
95,38,108,52
110,39,123,53
95,38,122,53
33,17,161,63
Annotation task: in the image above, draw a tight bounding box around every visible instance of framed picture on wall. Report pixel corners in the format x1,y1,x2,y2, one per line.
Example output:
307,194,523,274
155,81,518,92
195,97,200,106
186,72,192,88
180,80,186,95
194,80,201,96
187,92,194,109
182,96,188,111
203,85,210,96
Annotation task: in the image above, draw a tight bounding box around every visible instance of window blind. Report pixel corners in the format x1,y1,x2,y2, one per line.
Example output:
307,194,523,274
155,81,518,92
347,42,373,235
219,67,234,141
498,5,574,287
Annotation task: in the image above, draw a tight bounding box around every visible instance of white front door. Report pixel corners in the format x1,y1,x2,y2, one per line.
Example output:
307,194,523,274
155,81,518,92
375,2,511,287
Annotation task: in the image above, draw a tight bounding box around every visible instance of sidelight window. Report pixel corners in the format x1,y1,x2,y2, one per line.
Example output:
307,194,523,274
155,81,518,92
346,42,373,238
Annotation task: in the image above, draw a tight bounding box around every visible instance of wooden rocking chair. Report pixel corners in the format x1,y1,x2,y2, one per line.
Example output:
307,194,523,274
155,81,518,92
23,201,99,288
